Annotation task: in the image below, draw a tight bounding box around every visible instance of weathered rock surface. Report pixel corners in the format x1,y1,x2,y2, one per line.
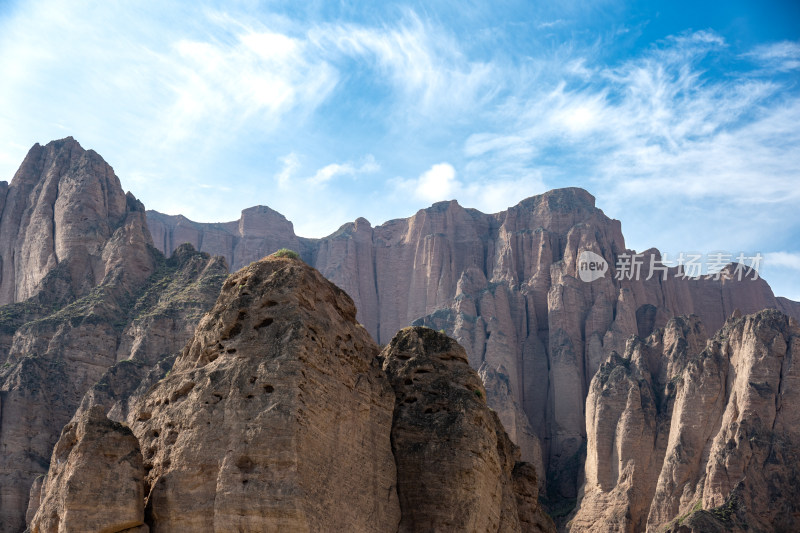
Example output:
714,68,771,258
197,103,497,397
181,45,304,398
382,326,555,533
0,137,145,305
148,189,800,509
0,139,228,533
569,309,800,532
32,257,553,532
28,405,147,533
126,256,401,532
1,137,796,530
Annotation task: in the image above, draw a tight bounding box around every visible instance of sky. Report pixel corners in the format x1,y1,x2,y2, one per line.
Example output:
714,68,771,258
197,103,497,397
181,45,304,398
0,0,799,299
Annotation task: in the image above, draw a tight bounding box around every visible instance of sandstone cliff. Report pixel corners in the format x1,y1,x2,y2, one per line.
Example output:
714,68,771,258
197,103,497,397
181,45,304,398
570,309,800,532
0,139,227,532
30,256,553,532
148,189,800,511
3,137,797,530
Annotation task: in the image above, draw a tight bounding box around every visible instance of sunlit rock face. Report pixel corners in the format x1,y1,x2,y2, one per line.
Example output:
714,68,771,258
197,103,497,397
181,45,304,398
31,257,553,532
570,309,800,533
149,187,799,506
0,139,227,533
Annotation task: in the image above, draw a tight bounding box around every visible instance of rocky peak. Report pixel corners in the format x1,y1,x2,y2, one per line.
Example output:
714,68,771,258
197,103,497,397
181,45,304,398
29,257,554,531
123,255,400,531
237,205,297,238
0,137,152,305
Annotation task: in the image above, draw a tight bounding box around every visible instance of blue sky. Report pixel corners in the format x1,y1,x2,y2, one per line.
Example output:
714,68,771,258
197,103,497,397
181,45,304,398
1,0,799,299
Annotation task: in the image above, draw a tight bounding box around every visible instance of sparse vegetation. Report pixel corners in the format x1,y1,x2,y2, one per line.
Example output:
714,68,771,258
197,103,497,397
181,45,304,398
271,248,300,260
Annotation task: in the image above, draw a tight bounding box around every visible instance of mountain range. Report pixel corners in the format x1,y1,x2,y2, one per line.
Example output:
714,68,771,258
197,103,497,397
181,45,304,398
1,138,798,532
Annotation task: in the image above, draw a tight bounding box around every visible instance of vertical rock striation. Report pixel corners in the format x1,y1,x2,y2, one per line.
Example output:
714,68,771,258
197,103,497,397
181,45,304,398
570,309,800,532
31,257,554,532
127,256,401,532
0,139,228,532
148,189,799,507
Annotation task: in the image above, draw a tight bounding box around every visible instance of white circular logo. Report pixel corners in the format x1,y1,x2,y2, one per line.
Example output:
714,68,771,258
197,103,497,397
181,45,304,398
577,250,608,282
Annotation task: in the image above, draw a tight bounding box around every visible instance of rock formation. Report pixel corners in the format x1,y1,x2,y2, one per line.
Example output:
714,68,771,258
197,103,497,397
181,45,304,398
148,189,800,510
0,139,227,532
28,405,147,533
382,326,555,532
570,309,800,532
30,256,552,532
2,138,798,530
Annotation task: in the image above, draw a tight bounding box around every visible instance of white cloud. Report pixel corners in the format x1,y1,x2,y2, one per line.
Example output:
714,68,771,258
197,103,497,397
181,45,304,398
308,155,380,186
414,163,459,202
310,13,498,118
743,40,800,72
393,162,544,214
765,252,800,271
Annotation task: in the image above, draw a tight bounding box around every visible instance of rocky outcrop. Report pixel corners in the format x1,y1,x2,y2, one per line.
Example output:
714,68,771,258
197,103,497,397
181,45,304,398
28,405,147,533
382,326,555,533
148,189,800,509
2,137,796,529
1,243,226,533
0,138,228,533
31,256,553,531
127,256,400,531
147,206,306,271
570,309,800,532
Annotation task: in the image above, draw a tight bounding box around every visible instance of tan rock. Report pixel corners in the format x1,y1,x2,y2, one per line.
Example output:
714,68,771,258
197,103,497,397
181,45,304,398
571,310,800,532
29,405,146,533
147,187,800,510
129,256,400,532
0,141,226,533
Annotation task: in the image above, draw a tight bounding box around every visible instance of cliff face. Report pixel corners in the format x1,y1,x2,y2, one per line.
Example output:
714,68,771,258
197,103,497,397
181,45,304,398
570,309,800,532
3,138,797,531
0,139,228,532
0,137,142,305
30,256,552,532
148,189,798,507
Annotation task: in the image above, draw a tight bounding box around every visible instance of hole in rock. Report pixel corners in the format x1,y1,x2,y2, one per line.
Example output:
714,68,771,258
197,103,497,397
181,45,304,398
255,317,274,330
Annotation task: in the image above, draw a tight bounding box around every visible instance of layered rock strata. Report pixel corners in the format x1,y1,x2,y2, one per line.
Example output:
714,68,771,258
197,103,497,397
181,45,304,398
570,309,800,532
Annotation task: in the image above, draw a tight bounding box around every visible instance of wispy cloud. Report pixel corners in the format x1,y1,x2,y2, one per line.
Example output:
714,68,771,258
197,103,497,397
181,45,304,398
0,1,798,299
743,40,800,72
310,13,499,119
463,30,799,209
